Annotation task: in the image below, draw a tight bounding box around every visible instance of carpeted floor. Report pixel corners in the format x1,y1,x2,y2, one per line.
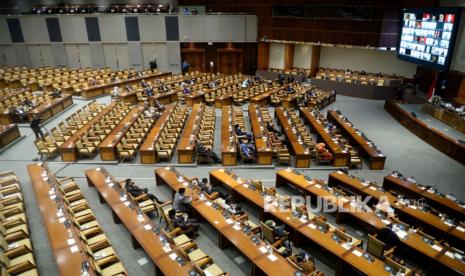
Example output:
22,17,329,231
1,94,464,276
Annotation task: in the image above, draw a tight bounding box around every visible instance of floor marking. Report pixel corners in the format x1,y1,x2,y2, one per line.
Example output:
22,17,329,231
234,256,246,264
137,258,148,266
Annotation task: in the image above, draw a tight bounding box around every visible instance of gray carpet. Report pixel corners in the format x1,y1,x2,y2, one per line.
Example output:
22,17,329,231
1,94,464,276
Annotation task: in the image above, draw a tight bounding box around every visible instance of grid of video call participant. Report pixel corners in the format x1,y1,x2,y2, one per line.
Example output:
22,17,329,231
399,12,455,65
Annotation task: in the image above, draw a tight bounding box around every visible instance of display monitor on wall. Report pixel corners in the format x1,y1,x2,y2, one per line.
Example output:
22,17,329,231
397,8,460,70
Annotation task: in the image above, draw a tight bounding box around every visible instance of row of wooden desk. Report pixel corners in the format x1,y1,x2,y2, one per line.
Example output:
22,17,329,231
59,102,116,162
326,110,385,170
208,169,398,275
139,102,178,164
28,163,97,276
275,107,312,168
385,100,465,166
80,71,172,99
177,104,203,163
300,107,348,167
0,124,21,149
155,167,298,276
0,94,74,124
99,104,145,161
383,174,465,221
221,105,238,166
117,89,178,105
248,104,273,165
328,171,465,252
270,169,465,275
85,168,196,275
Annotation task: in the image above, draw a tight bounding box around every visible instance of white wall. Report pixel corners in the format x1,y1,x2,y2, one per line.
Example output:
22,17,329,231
293,44,312,69
178,15,256,42
319,47,417,77
269,43,285,70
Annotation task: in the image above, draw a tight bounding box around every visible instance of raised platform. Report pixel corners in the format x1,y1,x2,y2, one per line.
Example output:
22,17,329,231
385,100,465,166
310,78,399,100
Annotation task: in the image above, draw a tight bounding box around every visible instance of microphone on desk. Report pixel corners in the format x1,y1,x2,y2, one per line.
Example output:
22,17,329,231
410,112,417,118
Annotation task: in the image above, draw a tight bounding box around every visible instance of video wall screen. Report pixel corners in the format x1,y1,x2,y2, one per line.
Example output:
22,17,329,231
397,8,460,70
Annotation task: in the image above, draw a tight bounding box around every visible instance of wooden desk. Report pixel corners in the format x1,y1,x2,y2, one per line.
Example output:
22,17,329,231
300,107,348,167
81,72,172,99
185,92,205,107
99,104,145,161
149,91,178,105
27,94,73,122
209,169,391,275
250,89,275,106
248,104,273,165
139,103,177,164
275,107,311,168
0,124,20,149
383,174,465,221
215,94,233,109
85,168,195,275
28,163,97,276
59,103,116,162
329,171,465,251
327,110,385,169
385,100,465,166
155,168,297,276
177,104,202,163
221,106,237,166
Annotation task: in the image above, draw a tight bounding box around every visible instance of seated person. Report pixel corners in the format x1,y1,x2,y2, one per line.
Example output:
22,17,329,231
173,188,193,213
159,84,169,92
111,86,120,97
375,198,395,218
234,124,252,141
90,77,98,86
196,142,221,163
51,88,62,98
198,178,227,199
377,227,400,250
289,252,315,274
144,87,154,97
183,87,191,95
266,122,280,135
141,80,149,88
316,143,333,160
168,209,199,237
125,178,164,204
287,75,294,83
239,140,255,160
285,84,294,94
23,98,34,108
274,239,293,257
255,73,263,82
153,99,165,111
125,84,133,92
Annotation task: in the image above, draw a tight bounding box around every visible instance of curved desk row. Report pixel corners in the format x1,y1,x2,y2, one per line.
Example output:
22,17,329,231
384,100,465,166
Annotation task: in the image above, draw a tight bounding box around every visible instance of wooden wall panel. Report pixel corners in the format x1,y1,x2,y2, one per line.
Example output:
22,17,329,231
284,44,294,70
257,42,269,70
180,42,257,75
180,0,440,47
310,45,321,77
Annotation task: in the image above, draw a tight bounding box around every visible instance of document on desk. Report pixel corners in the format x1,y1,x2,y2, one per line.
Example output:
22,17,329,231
70,245,79,253
395,230,408,239
259,246,268,254
226,219,234,224
267,254,278,261
308,223,317,229
352,250,362,257
432,244,442,251
169,253,177,260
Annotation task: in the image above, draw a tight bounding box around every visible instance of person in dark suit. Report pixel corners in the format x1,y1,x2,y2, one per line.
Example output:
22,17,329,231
125,178,164,204
168,209,199,237
196,142,221,163
30,115,44,140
